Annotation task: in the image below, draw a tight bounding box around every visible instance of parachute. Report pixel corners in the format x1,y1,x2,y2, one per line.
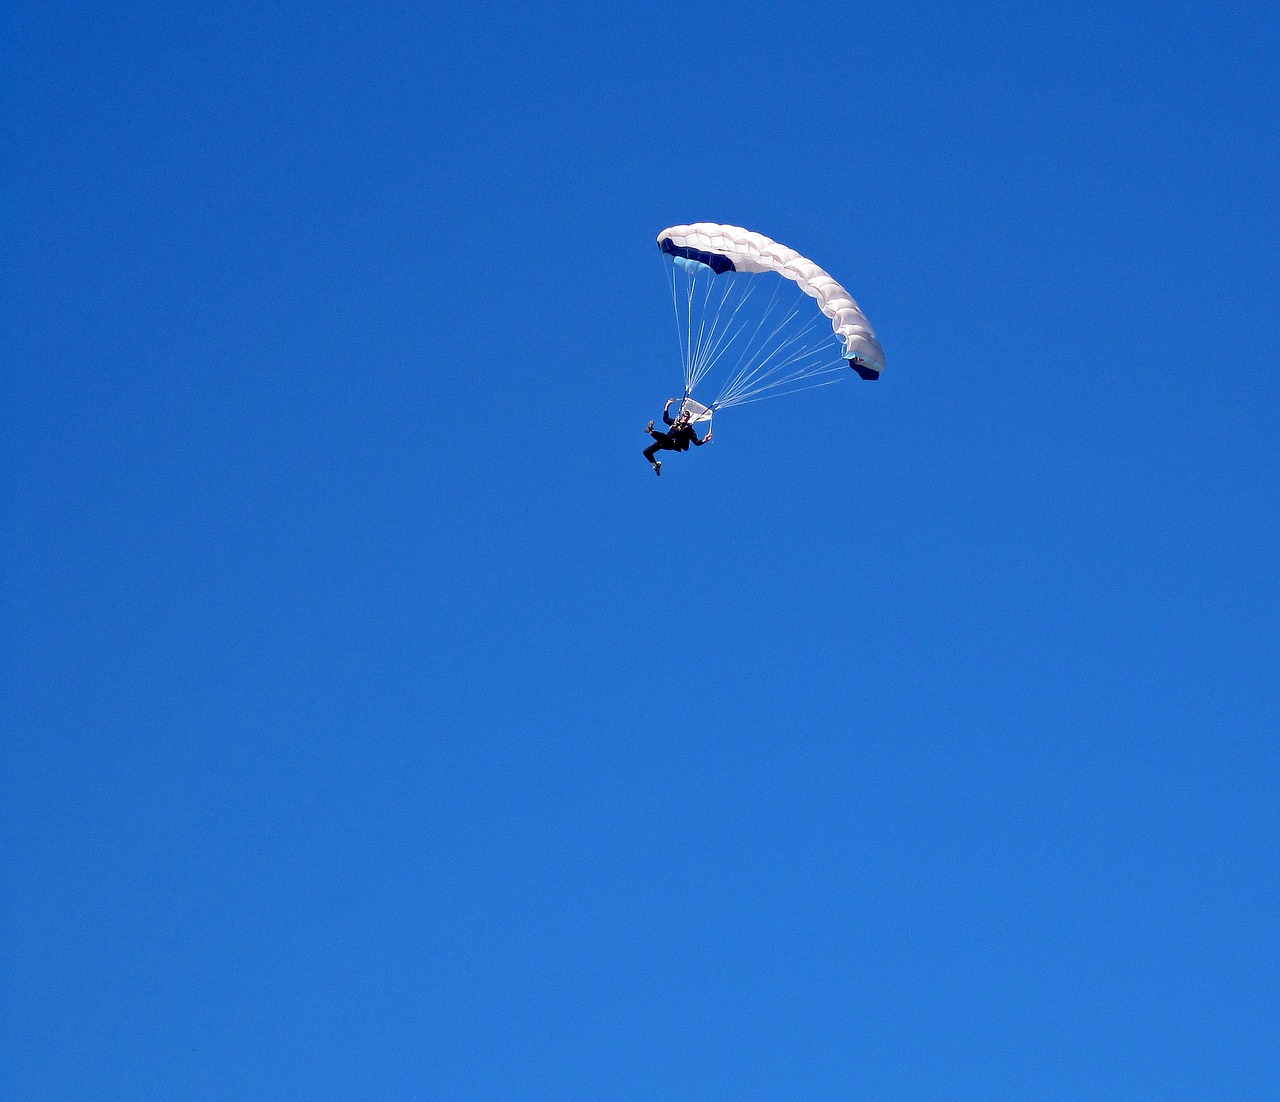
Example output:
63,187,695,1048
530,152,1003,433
658,224,883,426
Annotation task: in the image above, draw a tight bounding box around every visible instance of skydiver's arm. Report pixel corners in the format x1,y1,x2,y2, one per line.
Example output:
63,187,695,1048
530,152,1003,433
695,428,713,445
662,404,676,426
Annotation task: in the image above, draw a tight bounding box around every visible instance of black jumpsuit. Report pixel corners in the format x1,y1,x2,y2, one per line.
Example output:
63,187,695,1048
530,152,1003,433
644,409,708,464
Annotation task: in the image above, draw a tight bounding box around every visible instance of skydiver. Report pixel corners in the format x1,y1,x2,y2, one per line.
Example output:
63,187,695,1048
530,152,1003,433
643,398,712,475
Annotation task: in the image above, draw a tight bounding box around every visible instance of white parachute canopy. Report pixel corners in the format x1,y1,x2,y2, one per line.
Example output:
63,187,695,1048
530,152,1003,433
658,223,883,414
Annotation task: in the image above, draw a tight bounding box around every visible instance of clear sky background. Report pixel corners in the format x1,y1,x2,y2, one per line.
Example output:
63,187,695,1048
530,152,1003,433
5,2,1279,1099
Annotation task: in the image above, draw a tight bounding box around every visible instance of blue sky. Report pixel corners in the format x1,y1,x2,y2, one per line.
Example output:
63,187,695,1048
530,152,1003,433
5,2,1279,1098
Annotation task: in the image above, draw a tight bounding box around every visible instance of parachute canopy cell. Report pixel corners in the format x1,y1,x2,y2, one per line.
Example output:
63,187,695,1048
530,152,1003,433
658,223,884,381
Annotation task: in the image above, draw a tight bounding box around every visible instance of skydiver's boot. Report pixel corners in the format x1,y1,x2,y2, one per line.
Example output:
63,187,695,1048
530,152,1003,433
646,420,654,433
653,460,662,476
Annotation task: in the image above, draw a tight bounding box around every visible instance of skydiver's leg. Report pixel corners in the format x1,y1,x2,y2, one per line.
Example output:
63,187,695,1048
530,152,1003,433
644,434,674,473
645,430,677,450
644,430,672,461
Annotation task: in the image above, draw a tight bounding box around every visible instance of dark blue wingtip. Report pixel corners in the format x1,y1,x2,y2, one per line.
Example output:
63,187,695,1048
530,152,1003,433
659,238,736,274
850,360,881,380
